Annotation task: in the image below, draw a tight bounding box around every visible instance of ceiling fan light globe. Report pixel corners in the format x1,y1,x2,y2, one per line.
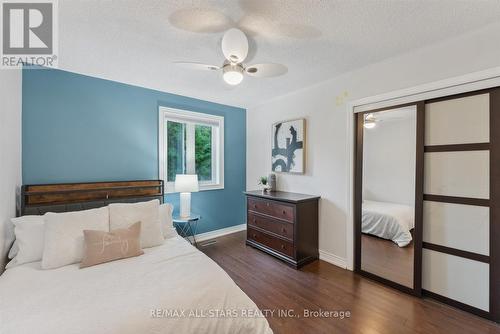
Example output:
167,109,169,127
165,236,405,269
363,121,376,129
223,71,243,85
223,64,244,85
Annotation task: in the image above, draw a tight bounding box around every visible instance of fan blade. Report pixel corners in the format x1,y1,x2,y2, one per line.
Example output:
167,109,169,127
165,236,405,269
173,62,220,71
221,28,248,63
245,63,287,77
169,8,234,33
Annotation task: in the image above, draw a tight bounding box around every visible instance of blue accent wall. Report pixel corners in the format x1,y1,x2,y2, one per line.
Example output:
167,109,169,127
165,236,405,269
22,68,246,234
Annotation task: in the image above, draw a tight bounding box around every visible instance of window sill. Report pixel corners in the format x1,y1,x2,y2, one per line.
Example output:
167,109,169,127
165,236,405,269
165,184,224,194
199,184,224,191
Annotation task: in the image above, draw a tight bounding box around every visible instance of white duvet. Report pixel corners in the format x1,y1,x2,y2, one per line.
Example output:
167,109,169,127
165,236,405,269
0,236,272,334
362,200,414,247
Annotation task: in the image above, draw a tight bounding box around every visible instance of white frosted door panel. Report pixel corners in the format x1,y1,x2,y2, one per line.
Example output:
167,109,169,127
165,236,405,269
423,201,489,255
422,249,489,311
425,94,489,146
424,151,489,199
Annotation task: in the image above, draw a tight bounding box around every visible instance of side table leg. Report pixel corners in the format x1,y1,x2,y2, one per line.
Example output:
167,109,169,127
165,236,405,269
192,220,198,248
185,221,197,248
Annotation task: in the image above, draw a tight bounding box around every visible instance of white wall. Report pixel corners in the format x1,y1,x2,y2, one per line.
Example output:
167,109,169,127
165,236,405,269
246,22,500,266
363,112,416,206
0,69,22,273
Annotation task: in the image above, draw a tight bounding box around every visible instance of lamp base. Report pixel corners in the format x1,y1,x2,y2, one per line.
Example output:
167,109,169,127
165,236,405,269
179,192,191,218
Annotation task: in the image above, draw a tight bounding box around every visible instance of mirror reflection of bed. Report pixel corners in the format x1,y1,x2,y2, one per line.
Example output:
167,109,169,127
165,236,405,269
360,106,416,288
361,201,414,287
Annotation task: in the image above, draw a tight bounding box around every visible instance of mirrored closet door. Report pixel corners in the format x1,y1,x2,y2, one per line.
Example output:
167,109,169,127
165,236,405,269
355,103,424,295
354,88,500,322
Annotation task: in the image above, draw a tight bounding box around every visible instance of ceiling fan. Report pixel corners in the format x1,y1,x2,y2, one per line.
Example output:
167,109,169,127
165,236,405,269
363,113,379,129
174,28,288,86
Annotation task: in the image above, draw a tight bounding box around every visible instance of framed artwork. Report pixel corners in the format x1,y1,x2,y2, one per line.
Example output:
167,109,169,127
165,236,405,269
271,118,305,173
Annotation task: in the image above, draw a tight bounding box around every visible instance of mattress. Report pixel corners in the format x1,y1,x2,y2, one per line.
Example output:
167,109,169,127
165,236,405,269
0,236,273,334
362,200,414,247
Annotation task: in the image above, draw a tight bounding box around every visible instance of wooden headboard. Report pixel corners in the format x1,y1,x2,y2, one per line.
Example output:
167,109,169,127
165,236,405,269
18,180,164,216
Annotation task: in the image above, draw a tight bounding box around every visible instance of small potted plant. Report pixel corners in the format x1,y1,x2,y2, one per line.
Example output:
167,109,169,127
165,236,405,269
258,176,270,193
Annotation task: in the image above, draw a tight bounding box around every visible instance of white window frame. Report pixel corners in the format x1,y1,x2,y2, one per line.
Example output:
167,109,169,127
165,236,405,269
158,106,224,193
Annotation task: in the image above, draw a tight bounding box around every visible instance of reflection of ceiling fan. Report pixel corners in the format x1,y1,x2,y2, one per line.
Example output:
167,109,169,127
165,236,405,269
363,113,379,129
174,28,288,86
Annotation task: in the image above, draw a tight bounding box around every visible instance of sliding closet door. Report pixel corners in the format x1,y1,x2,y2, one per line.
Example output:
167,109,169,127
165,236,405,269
354,103,424,297
422,89,500,321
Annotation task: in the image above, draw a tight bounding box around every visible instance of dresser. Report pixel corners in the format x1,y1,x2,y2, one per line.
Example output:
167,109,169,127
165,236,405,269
244,190,320,268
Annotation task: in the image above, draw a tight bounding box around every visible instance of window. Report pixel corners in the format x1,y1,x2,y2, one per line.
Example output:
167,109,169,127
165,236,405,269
159,107,224,192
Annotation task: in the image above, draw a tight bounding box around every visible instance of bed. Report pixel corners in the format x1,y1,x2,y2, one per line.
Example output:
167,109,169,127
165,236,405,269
362,200,414,247
0,235,272,334
1,181,272,334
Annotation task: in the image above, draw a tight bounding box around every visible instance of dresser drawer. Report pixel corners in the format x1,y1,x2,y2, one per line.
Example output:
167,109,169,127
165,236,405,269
247,212,293,240
247,227,294,257
247,197,295,222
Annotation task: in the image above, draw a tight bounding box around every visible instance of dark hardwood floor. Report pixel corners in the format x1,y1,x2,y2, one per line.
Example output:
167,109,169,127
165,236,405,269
200,231,500,334
361,234,414,288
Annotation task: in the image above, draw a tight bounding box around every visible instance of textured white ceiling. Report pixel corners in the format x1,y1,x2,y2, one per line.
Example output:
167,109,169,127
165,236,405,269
58,0,500,108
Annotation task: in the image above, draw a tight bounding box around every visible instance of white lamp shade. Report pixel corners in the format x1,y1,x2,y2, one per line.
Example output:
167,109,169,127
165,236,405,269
175,174,199,193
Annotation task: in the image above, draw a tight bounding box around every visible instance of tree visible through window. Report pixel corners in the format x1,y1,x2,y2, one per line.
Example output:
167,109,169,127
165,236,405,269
195,125,212,181
166,121,185,182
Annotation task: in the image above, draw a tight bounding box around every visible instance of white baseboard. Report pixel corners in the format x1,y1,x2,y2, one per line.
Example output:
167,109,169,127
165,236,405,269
196,224,247,242
319,249,347,269
195,226,347,270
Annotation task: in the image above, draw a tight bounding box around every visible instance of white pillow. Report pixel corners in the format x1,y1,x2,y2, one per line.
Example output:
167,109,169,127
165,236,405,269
159,203,177,239
7,241,18,259
109,199,163,248
5,216,45,269
42,207,109,269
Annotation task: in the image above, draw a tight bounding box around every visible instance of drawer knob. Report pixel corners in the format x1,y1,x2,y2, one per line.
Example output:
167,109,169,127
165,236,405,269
253,234,257,238
282,227,286,233
282,210,286,215
266,203,270,207
253,204,257,209
253,218,256,223
281,244,285,249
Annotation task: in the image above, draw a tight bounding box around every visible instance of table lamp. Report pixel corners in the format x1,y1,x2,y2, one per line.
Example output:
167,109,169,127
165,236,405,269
175,174,199,218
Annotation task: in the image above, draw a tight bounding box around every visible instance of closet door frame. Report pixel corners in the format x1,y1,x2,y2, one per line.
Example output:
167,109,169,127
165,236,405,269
491,88,500,323
420,87,500,322
354,101,425,297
